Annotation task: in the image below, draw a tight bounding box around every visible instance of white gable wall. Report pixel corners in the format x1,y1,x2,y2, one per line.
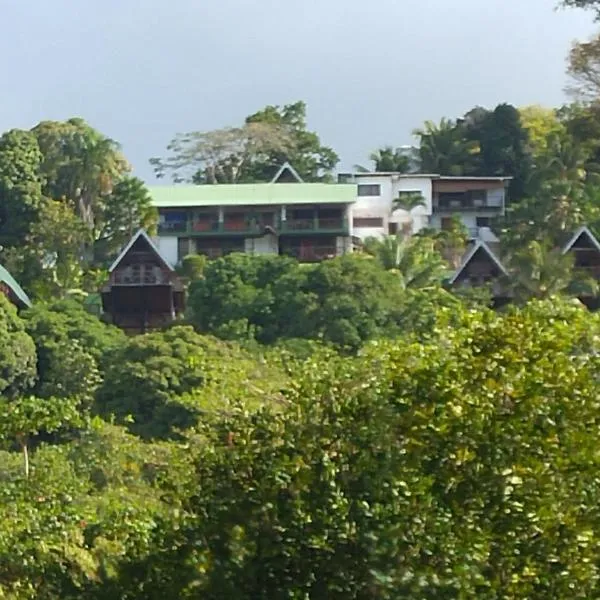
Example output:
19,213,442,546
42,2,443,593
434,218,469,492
153,236,178,266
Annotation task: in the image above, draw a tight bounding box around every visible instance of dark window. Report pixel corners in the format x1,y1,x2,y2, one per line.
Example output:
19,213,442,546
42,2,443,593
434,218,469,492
353,217,384,228
476,217,491,228
388,222,398,235
357,184,381,197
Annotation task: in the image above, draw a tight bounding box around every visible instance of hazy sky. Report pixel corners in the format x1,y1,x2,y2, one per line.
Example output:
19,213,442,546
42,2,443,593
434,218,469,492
1,0,597,181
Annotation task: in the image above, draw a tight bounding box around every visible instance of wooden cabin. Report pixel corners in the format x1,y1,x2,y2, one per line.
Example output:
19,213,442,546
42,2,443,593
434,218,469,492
449,240,509,304
101,230,185,334
563,226,600,309
563,226,600,277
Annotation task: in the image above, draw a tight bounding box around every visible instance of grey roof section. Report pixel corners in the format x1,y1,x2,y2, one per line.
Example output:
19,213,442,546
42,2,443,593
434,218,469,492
562,225,600,254
0,264,32,308
271,162,304,183
450,239,508,285
108,229,175,273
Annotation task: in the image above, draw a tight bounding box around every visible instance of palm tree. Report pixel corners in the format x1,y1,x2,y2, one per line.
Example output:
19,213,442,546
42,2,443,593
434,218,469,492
363,234,447,290
391,190,426,234
370,146,417,173
507,239,598,302
413,118,480,175
532,133,596,189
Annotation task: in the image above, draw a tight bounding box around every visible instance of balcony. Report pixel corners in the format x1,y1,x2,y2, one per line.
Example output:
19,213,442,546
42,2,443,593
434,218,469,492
280,217,348,234
112,264,170,286
158,216,349,236
158,221,267,236
433,194,504,214
281,245,338,262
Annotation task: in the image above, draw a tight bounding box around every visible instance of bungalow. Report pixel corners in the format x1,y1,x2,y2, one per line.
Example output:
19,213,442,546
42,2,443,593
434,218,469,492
562,225,600,309
101,229,185,334
0,264,32,310
449,239,509,304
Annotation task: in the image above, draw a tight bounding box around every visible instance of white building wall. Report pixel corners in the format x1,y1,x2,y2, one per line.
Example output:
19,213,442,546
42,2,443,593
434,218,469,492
244,235,279,255
336,236,353,255
349,174,434,241
429,212,500,238
153,236,178,266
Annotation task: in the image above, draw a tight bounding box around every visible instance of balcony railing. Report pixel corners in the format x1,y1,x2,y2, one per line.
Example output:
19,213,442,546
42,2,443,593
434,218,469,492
158,216,348,236
113,265,170,286
433,199,504,213
282,246,338,262
281,218,347,233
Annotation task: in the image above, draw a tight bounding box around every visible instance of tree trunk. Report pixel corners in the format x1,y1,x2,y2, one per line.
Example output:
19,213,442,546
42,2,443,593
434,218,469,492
17,435,29,478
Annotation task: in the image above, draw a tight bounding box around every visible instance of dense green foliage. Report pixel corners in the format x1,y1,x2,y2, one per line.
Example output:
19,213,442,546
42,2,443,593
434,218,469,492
0,118,157,301
3,4,600,596
188,253,416,349
0,294,37,399
3,298,600,597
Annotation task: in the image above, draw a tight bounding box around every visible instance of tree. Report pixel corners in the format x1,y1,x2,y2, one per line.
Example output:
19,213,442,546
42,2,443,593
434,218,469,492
419,216,470,269
363,234,447,289
16,200,91,299
518,105,566,159
567,32,600,99
464,103,533,200
392,190,427,232
506,239,597,301
118,300,600,598
151,102,339,184
151,122,294,184
0,294,37,399
95,326,285,439
561,0,600,10
243,101,339,182
503,177,600,247
367,146,416,173
0,395,82,477
188,253,408,350
32,118,130,232
93,176,158,265
0,129,45,249
23,299,124,369
414,117,479,175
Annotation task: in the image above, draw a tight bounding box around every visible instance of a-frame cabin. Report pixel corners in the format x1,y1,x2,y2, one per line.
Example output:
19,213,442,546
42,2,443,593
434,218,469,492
562,226,600,277
563,225,600,309
449,240,509,304
101,230,185,334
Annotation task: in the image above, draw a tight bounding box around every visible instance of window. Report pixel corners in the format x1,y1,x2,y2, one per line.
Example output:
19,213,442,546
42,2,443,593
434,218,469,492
388,222,398,235
353,217,384,228
476,217,491,228
357,184,381,197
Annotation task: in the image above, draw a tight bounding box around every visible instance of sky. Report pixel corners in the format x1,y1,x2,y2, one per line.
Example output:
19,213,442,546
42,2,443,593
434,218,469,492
1,0,597,182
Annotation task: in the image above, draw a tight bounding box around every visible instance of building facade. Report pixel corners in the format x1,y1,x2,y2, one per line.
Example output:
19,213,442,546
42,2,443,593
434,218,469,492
149,178,356,265
101,230,185,334
338,172,510,241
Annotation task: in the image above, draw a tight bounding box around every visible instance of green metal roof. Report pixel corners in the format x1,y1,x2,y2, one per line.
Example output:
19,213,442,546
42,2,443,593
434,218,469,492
0,264,32,308
148,183,357,208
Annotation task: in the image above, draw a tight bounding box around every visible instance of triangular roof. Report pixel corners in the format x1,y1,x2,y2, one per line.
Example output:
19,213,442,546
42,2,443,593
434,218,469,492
562,225,600,254
0,264,31,308
108,229,175,273
270,162,304,183
449,240,508,285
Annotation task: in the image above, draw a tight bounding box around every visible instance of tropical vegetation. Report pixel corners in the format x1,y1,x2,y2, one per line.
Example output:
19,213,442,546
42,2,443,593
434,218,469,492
2,1,600,597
